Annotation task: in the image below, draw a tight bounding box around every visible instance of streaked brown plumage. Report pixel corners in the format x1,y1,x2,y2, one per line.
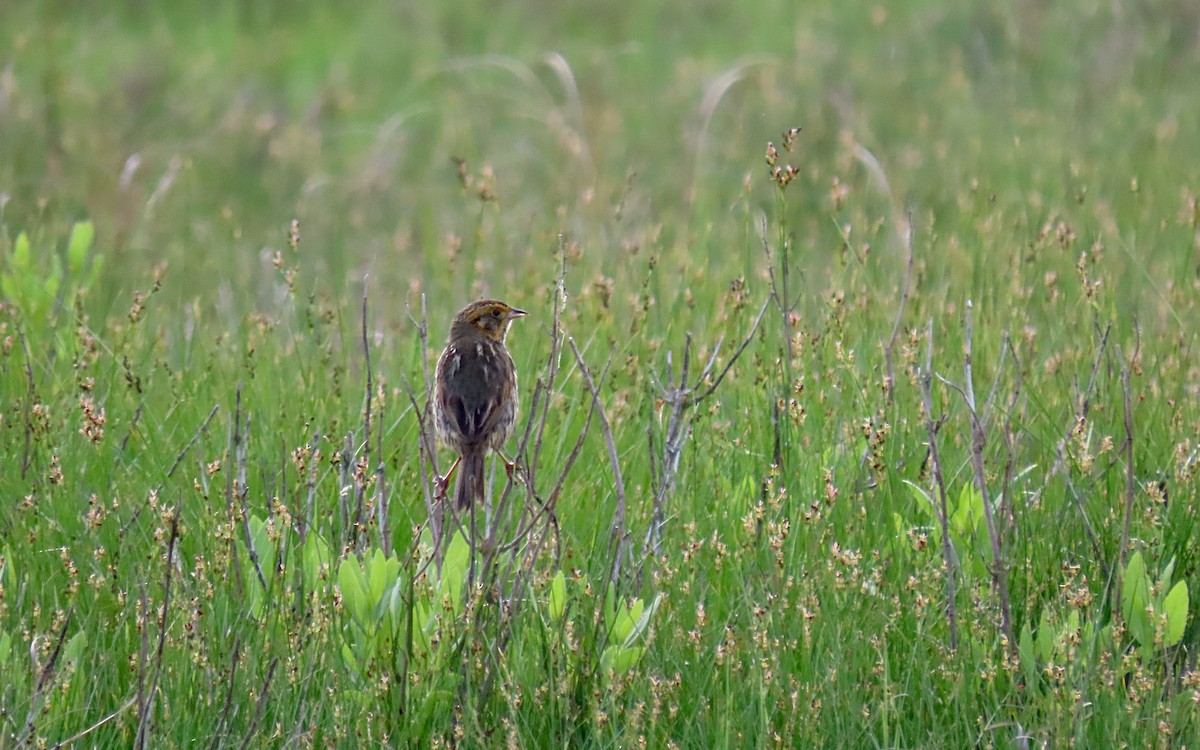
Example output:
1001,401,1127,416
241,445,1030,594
433,300,526,509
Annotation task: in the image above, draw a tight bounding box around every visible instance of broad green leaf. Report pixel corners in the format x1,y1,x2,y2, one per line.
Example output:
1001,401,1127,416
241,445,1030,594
1158,557,1176,593
1035,609,1054,662
341,643,359,675
966,484,984,526
44,261,61,305
302,532,331,586
413,599,432,652
548,570,567,623
0,276,17,306
250,517,274,577
611,597,644,645
440,532,470,609
1127,610,1152,649
67,220,95,274
1122,553,1150,645
246,579,264,619
950,487,969,536
0,631,10,666
12,232,30,270
366,550,384,602
1122,553,1147,612
1163,580,1189,647
385,578,404,623
601,644,644,674
63,630,87,667
367,549,398,605
903,480,936,523
1019,620,1037,687
1136,640,1153,662
610,600,633,645
338,557,368,624
1064,610,1080,640
1123,549,1152,643
622,594,661,646
904,480,931,507
416,527,436,560
369,557,401,624
84,253,104,287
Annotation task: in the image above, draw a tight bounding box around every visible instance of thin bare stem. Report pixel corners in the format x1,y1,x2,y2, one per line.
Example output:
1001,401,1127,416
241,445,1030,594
120,403,220,537
1114,325,1142,618
960,300,1015,655
16,607,74,747
237,658,279,750
921,318,958,651
51,695,137,749
569,338,627,584
300,427,321,543
134,516,179,750
359,278,374,549
695,296,770,404
643,294,769,560
1030,323,1111,560
233,390,265,590
998,335,1024,534
207,638,242,750
17,326,36,478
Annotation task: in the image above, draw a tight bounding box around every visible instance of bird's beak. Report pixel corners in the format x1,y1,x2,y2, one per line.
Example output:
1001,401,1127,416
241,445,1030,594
507,308,528,320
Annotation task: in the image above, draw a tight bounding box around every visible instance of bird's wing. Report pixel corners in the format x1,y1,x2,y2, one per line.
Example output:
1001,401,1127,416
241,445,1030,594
438,342,509,443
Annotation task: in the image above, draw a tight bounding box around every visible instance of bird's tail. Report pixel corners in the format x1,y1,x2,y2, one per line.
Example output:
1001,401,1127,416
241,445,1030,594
455,449,485,510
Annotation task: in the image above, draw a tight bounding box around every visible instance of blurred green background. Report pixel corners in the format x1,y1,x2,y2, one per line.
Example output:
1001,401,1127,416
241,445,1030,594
5,0,1197,330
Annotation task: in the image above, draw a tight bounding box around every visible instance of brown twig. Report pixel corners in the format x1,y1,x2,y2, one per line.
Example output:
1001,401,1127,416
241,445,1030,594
489,251,571,565
17,326,36,478
405,293,442,533
1114,324,1142,620
299,427,321,543
568,339,627,584
237,657,279,750
357,278,373,552
232,389,265,591
16,607,74,747
758,213,796,363
643,295,769,559
694,296,770,405
120,403,219,537
133,587,149,749
135,515,179,750
207,637,242,750
1030,323,1110,561
527,244,569,492
360,279,391,555
956,301,1015,655
51,694,138,749
920,318,959,651
997,335,1024,535
400,294,443,553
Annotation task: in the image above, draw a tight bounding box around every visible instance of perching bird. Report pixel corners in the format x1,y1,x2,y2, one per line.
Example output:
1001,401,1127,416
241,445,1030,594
433,299,526,509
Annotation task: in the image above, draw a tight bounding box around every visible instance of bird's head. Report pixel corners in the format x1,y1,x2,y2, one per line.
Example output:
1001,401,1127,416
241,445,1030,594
450,299,527,342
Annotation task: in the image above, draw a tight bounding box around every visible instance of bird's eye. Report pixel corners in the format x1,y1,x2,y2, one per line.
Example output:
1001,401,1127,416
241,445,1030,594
492,308,503,318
